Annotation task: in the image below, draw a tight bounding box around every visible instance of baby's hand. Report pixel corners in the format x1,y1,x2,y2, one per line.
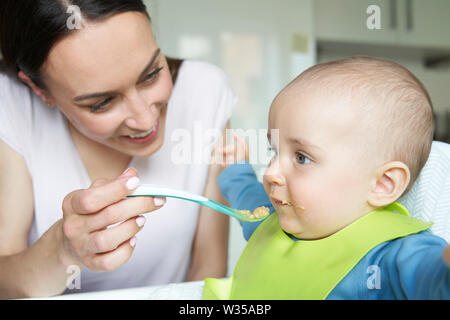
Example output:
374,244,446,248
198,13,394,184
213,134,249,168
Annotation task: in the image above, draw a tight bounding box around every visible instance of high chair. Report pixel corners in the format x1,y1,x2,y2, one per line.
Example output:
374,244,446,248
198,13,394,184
399,141,450,242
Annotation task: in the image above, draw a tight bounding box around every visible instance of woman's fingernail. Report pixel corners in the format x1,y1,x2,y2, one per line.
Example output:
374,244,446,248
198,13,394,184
122,167,132,175
126,176,140,190
136,216,146,227
154,197,166,206
123,167,139,177
130,236,137,247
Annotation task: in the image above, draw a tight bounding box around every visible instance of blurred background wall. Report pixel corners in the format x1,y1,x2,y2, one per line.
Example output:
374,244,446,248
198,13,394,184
144,0,316,275
144,0,450,276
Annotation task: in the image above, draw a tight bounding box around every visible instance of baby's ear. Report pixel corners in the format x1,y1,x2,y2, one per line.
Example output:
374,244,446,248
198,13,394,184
367,161,410,208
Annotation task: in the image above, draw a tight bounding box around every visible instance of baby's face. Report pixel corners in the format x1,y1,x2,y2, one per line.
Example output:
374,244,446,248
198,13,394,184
263,86,379,240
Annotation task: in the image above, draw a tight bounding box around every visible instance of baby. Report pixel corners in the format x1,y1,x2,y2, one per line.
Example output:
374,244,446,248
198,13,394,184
203,56,450,300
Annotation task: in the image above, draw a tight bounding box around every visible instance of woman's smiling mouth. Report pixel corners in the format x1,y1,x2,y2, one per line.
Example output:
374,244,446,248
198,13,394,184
128,125,156,138
123,120,159,145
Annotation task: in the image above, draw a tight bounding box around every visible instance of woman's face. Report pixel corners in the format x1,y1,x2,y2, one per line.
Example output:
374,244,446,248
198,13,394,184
41,12,173,157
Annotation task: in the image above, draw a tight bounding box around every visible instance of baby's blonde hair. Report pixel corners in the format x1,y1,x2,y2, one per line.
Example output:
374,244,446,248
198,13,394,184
290,56,434,193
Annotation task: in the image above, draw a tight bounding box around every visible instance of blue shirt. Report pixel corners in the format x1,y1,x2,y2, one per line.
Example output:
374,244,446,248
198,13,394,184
218,162,450,299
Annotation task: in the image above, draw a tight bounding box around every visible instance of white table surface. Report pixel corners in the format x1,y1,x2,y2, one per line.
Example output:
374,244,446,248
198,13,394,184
25,280,204,300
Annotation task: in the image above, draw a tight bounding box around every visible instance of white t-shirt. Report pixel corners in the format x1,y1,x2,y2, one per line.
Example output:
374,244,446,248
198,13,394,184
0,61,235,293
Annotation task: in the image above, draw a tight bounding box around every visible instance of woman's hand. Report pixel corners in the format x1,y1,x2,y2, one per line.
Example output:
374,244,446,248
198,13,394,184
60,168,165,272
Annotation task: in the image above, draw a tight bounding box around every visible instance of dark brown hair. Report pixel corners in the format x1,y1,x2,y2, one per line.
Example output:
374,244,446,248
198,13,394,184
0,0,183,88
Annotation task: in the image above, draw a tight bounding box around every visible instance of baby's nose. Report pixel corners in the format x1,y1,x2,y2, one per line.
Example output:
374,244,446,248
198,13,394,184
263,165,285,186
265,174,285,186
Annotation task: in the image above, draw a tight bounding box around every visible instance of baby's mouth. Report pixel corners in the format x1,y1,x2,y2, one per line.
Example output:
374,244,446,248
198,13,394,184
272,197,305,210
276,200,293,206
271,196,293,207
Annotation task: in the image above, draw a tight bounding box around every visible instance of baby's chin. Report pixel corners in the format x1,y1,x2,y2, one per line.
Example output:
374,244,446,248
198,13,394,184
289,231,332,241
278,218,306,239
279,221,334,240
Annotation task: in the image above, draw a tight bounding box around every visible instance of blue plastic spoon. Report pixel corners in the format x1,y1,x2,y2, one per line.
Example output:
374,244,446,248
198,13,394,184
128,184,268,222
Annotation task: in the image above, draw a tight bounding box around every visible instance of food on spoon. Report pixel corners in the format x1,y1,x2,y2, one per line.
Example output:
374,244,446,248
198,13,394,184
238,206,270,220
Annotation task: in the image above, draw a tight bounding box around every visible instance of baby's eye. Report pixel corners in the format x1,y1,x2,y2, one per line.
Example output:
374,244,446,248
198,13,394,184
295,151,311,165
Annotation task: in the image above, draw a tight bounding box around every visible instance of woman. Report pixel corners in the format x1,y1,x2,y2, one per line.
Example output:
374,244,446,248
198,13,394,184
0,0,233,298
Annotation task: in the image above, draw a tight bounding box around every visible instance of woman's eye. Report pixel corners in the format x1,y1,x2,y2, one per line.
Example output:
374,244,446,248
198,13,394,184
142,66,163,84
88,67,163,113
295,151,311,165
90,97,114,113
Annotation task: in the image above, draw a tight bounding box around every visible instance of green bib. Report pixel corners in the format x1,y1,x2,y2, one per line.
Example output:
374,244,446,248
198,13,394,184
203,202,432,300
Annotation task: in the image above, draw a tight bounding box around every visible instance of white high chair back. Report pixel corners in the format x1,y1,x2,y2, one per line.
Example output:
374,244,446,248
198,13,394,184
398,141,450,242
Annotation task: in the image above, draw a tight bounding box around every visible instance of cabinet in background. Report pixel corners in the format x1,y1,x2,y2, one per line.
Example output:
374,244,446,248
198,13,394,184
314,0,450,50
399,0,450,49
314,0,398,45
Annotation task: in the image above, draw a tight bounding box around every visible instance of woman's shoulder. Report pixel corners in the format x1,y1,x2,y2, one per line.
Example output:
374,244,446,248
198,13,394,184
167,60,235,129
176,60,231,91
179,60,227,77
0,70,37,124
0,69,20,87
0,70,32,101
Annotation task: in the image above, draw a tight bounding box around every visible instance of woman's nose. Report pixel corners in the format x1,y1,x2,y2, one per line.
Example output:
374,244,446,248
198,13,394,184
123,89,155,128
